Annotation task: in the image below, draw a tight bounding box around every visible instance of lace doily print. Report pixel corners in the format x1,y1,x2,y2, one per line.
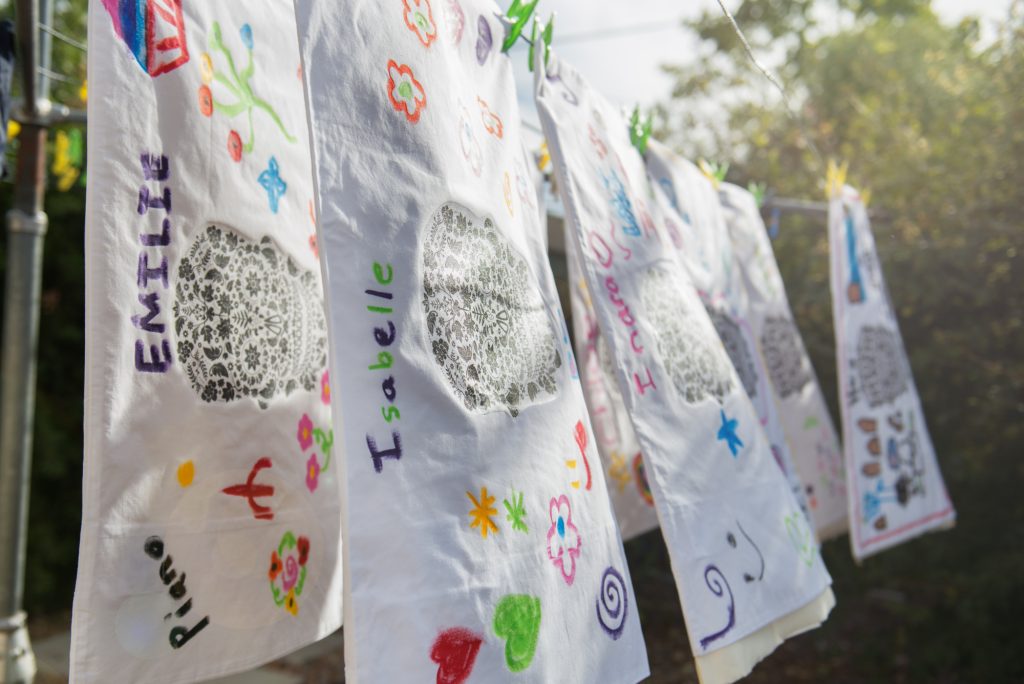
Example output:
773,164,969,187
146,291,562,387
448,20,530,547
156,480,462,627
174,224,327,407
855,325,909,408
422,202,561,417
707,307,758,400
640,267,733,405
760,315,812,399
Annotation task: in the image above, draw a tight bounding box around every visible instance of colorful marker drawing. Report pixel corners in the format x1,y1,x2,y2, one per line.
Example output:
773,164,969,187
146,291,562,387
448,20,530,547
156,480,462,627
546,494,582,585
467,486,499,538
595,566,628,640
697,565,735,650
268,531,309,616
257,156,287,213
566,420,593,490
197,22,296,162
492,594,541,672
430,627,482,684
101,0,189,77
222,457,275,520
503,488,528,533
607,451,631,493
717,410,743,457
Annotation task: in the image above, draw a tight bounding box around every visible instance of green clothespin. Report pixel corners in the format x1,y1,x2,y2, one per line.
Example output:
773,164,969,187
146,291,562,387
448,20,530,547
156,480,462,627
502,0,540,52
528,14,554,72
629,106,652,156
697,159,729,188
747,181,766,207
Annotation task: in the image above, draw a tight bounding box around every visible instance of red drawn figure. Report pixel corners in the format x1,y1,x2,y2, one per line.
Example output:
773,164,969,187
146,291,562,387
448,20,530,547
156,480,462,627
101,0,190,77
227,130,243,162
387,60,427,123
477,97,503,138
430,628,483,684
197,84,213,116
403,0,438,47
588,123,607,159
222,457,275,520
571,420,593,491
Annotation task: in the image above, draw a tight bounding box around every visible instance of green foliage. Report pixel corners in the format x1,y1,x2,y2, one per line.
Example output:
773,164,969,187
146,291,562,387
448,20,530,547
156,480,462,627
650,1,1024,680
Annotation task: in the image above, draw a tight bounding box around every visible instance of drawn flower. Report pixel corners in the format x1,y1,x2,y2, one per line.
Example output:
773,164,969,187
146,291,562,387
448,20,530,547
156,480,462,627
305,452,320,493
403,0,437,47
444,0,465,44
227,130,243,162
467,486,499,538
546,495,581,585
386,60,427,124
478,97,503,138
268,551,282,582
321,370,331,405
458,109,482,176
269,532,309,617
199,52,214,85
198,85,213,117
297,414,314,451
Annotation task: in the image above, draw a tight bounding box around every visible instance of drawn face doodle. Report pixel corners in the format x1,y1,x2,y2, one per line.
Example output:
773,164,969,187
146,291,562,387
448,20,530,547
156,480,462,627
174,224,327,407
760,315,812,399
707,307,758,400
422,203,561,417
725,520,765,583
855,325,909,407
640,267,733,404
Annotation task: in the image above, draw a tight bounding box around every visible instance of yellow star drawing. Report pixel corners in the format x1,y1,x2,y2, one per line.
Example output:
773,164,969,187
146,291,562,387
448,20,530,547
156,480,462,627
467,486,499,538
608,451,631,493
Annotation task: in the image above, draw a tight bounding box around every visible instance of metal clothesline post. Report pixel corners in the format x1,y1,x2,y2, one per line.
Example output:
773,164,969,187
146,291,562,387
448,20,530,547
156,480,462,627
0,0,56,678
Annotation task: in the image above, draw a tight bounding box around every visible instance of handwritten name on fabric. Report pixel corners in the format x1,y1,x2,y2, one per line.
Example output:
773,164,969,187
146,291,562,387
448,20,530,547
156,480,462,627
716,182,847,540
566,234,659,540
828,185,955,559
295,2,648,682
643,145,813,530
535,52,834,684
72,3,343,682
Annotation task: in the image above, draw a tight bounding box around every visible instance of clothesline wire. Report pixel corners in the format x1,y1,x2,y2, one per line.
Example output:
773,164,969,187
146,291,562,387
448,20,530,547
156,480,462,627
711,0,826,171
38,22,87,52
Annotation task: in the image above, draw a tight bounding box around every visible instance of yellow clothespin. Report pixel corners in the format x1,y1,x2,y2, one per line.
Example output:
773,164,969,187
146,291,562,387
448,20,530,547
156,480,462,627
535,140,551,173
79,79,88,104
7,119,20,140
825,159,848,199
697,159,728,189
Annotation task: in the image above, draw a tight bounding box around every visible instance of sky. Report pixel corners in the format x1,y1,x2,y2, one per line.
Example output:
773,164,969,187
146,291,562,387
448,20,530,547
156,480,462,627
508,0,1015,135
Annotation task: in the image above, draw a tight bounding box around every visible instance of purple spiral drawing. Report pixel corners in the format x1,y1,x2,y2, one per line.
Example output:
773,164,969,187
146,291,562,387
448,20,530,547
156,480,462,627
596,566,628,640
698,564,735,650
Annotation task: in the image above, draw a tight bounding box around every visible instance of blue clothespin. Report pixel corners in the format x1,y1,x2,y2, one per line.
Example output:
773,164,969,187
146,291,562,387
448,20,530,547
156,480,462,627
629,106,652,156
769,206,780,240
501,0,539,52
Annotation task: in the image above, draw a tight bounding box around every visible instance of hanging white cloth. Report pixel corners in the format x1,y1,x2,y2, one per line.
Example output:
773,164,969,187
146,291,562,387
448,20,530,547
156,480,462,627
716,182,847,540
72,1,343,681
828,185,955,559
535,50,834,684
295,1,648,681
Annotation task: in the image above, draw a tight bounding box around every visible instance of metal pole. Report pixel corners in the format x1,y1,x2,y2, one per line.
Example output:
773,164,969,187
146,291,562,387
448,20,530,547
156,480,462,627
0,0,48,678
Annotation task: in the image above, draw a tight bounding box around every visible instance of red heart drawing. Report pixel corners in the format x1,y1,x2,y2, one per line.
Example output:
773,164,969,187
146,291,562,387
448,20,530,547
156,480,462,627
430,627,483,684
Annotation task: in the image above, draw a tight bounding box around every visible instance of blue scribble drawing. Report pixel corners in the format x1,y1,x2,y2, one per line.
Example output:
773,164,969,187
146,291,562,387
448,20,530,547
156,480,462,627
845,211,865,303
658,177,679,212
258,157,287,213
717,409,743,457
603,169,641,237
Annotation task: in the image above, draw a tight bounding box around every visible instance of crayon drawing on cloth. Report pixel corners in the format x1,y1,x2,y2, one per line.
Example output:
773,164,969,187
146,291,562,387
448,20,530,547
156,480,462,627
716,182,847,540
829,185,954,559
295,1,648,682
72,2,343,682
535,50,834,684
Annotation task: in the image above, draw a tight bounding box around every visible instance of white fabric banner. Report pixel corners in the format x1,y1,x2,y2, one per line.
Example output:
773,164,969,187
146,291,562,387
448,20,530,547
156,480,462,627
535,53,833,684
717,182,847,540
73,1,343,681
828,185,955,559
295,1,648,682
644,144,812,527
566,232,660,541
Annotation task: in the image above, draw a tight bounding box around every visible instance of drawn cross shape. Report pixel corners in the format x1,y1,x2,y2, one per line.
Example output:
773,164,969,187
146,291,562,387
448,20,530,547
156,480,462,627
222,457,275,520
258,156,287,213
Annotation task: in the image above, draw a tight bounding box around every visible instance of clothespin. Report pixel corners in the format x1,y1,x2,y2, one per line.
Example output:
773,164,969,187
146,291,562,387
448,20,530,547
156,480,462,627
52,128,84,191
628,106,652,156
527,14,554,72
535,140,551,173
79,79,88,104
500,0,539,52
747,181,766,207
697,159,728,189
825,158,848,199
7,119,19,141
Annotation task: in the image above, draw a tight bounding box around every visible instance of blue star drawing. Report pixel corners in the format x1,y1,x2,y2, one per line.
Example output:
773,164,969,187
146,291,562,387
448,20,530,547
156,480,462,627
258,156,286,213
717,410,743,457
